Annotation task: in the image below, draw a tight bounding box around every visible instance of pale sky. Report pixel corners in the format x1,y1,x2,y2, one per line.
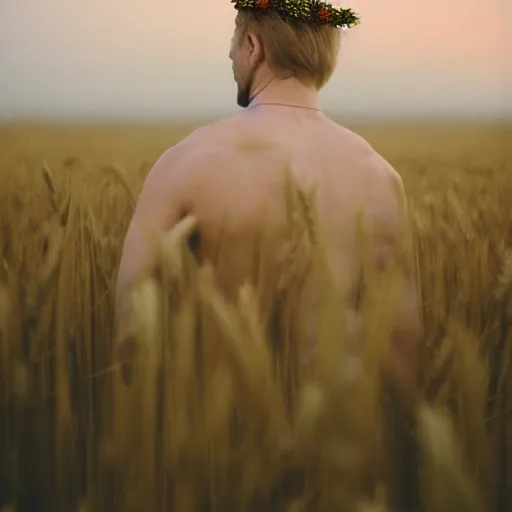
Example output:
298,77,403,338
0,0,510,121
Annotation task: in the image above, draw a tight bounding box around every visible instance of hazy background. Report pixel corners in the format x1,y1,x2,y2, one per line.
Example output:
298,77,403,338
1,0,510,122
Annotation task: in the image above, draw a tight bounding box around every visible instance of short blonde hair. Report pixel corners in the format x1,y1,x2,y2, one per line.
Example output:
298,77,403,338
236,11,341,89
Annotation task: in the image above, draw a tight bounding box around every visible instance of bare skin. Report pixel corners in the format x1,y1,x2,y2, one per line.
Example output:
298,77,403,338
115,20,421,398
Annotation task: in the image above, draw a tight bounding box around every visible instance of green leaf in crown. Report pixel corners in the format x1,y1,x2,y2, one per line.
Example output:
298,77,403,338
231,0,361,29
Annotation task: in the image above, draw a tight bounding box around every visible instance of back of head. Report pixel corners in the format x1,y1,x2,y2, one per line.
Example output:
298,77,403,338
235,10,341,90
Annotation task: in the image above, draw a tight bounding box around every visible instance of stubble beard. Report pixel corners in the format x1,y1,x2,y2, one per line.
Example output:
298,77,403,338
236,72,254,108
237,86,251,108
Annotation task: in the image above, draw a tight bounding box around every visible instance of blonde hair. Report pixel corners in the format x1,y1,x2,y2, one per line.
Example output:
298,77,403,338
236,11,341,90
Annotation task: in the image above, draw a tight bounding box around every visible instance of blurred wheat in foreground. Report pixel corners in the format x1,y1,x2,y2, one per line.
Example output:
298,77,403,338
0,124,511,511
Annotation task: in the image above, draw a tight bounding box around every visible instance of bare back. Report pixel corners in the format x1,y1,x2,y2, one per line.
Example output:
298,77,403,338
178,108,401,366
116,105,407,374
184,106,404,296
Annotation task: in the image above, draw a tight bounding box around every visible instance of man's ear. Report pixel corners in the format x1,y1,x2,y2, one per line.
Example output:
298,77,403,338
247,31,264,67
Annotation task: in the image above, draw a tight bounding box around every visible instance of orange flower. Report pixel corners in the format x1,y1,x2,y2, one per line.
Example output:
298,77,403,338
256,0,269,8
318,7,331,22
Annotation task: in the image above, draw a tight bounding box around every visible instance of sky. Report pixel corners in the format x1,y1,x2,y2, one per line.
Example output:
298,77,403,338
0,0,510,121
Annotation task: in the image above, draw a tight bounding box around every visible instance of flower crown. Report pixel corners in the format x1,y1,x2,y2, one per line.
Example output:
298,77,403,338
232,0,360,30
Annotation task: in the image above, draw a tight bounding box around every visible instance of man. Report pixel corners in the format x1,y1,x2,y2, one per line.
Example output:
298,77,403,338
115,0,421,398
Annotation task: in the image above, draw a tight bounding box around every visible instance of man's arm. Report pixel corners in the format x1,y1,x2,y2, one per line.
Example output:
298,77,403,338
114,147,192,342
383,172,422,404
385,275,422,404
367,164,422,405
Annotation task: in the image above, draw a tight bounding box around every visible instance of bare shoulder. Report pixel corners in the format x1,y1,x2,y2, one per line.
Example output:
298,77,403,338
328,118,404,187
153,113,287,184
324,117,370,147
178,113,246,148
141,118,267,206
142,116,239,181
157,113,247,167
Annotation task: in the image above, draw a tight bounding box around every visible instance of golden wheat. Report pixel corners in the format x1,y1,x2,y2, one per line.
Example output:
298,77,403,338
0,123,510,511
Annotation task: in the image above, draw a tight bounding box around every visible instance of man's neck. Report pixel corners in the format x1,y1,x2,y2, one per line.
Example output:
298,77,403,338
250,78,320,111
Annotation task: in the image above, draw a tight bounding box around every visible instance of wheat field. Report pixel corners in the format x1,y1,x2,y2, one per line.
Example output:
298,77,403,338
0,122,511,511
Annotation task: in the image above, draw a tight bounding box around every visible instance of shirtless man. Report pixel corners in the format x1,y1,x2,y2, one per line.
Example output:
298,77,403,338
115,1,421,398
